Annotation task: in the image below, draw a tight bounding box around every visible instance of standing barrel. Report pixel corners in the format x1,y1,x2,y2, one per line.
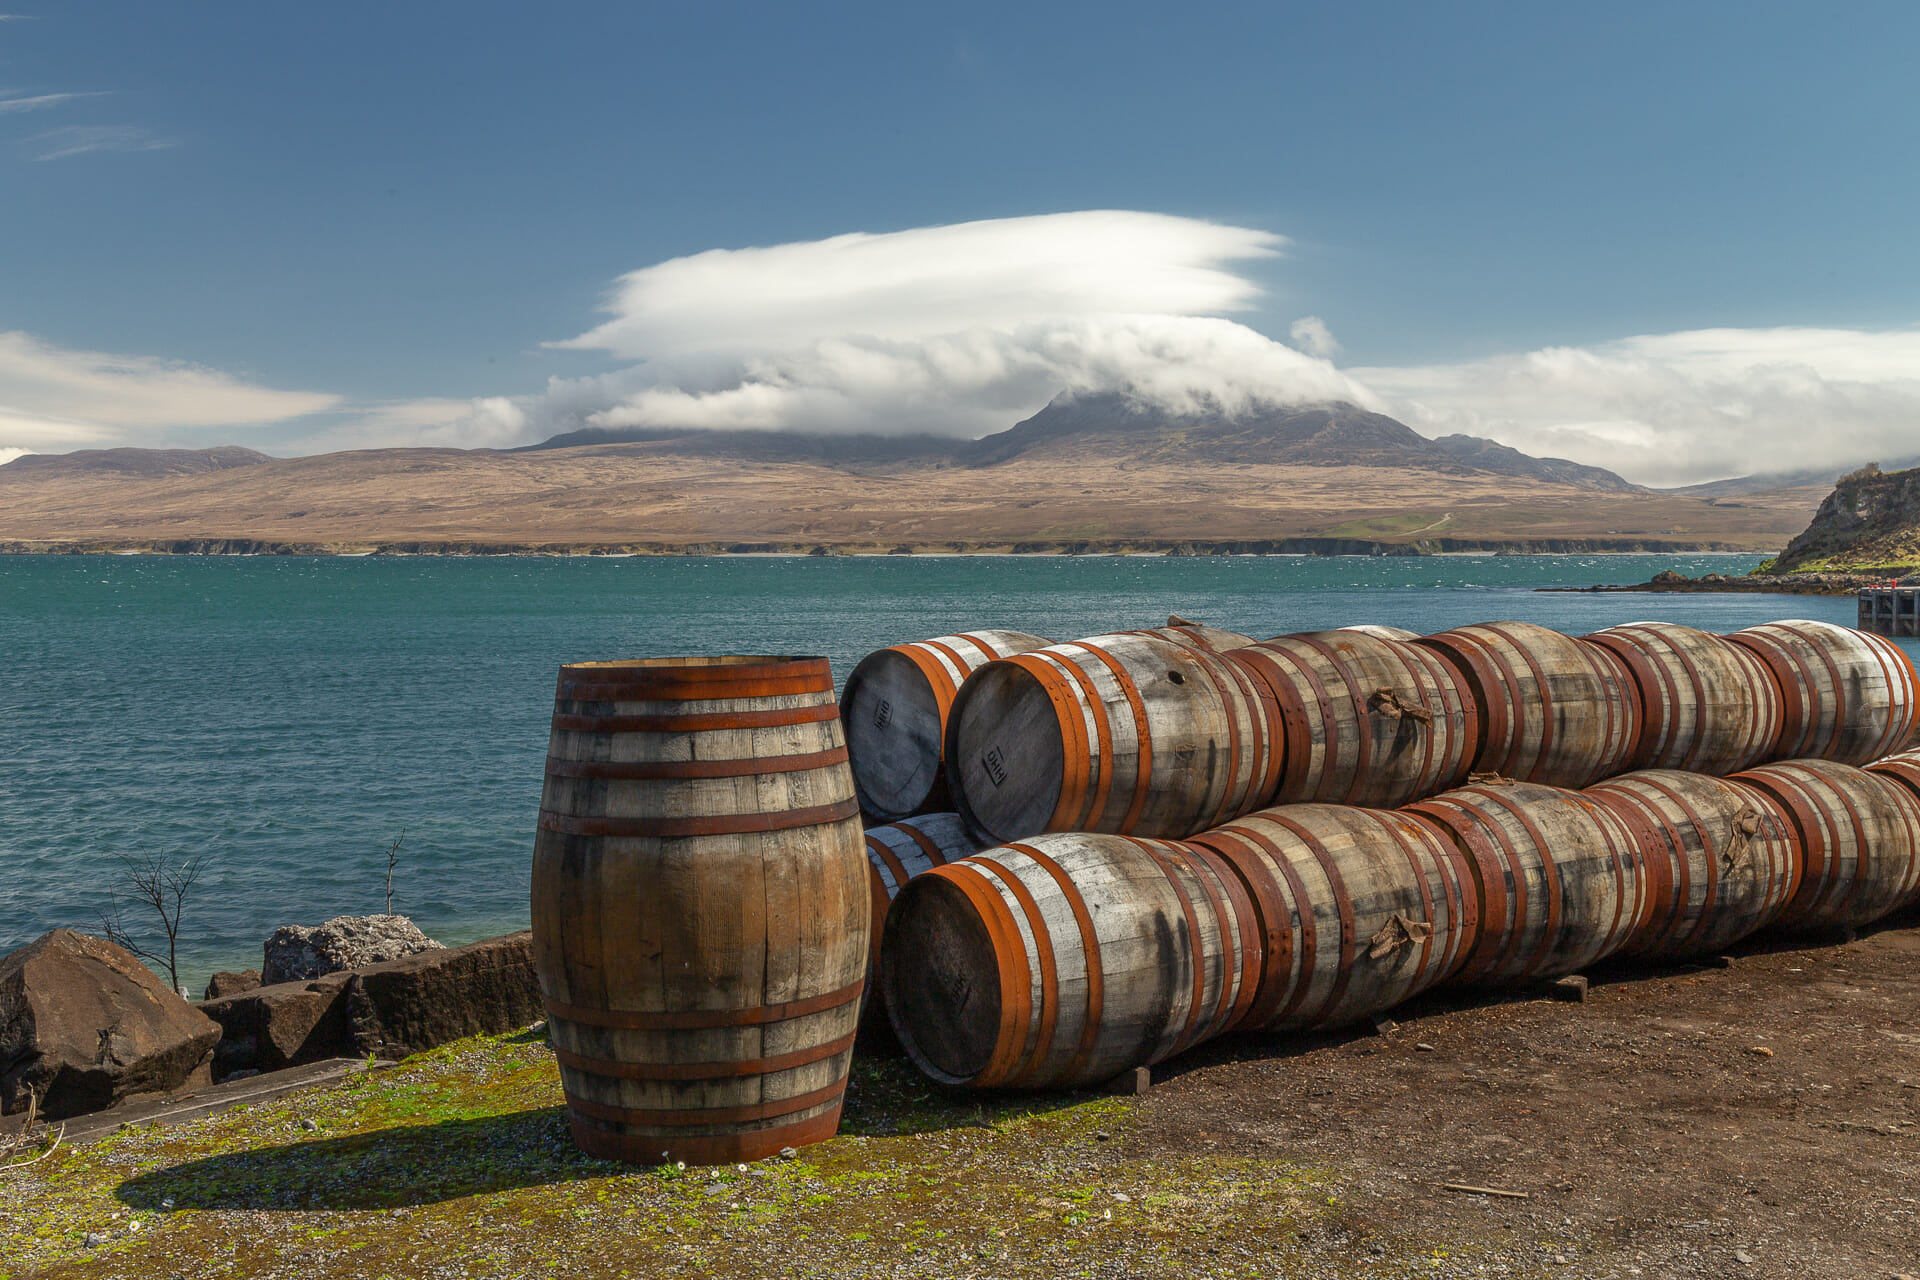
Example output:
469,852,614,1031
1407,781,1646,983
1581,622,1782,774
841,631,1050,821
1231,630,1477,808
531,656,868,1165
1584,771,1798,958
1418,621,1639,788
1733,759,1920,928
1186,804,1475,1030
880,832,1258,1088
1728,620,1920,764
860,814,980,1022
945,633,1281,843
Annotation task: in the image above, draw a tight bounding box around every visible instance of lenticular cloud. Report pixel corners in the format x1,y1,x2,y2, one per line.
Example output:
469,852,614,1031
538,211,1373,437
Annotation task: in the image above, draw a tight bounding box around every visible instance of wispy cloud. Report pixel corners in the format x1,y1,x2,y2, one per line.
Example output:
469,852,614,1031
0,331,339,452
0,91,98,114
30,124,174,161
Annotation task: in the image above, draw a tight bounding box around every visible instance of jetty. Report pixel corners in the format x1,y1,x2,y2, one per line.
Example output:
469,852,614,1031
1858,585,1920,635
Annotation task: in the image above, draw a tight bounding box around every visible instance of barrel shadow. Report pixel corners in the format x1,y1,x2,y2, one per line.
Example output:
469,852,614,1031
117,1106,611,1213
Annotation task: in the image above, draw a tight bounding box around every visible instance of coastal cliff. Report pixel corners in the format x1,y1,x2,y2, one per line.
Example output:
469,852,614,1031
1768,463,1920,574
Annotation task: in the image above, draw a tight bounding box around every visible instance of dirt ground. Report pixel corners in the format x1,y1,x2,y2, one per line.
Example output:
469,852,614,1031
1145,902,1920,1278
4,909,1916,1280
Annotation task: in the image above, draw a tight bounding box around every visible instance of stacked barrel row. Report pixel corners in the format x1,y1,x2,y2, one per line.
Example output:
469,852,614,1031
845,617,1920,1091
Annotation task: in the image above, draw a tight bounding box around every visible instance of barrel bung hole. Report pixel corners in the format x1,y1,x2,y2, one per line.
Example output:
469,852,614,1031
1167,670,1185,685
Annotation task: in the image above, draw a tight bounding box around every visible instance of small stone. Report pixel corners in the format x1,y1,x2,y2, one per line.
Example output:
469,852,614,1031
299,1118,319,1131
1748,1046,1775,1058
84,1232,106,1247
1094,1130,1111,1141
1552,975,1589,1003
1734,1249,1755,1264
778,1147,798,1160
1415,1043,1436,1052
1371,1016,1397,1036
160,1198,174,1211
1113,1192,1130,1202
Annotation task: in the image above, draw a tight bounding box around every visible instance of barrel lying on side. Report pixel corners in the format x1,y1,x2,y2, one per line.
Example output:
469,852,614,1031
1866,751,1920,910
1735,759,1920,928
880,832,1258,1089
1407,781,1646,983
1585,771,1798,958
841,631,1051,822
1419,621,1640,789
1126,620,1258,652
1582,622,1782,775
1340,624,1422,641
860,813,980,1023
945,632,1281,843
1187,804,1476,1030
1232,630,1477,808
1728,619,1920,764
532,656,868,1165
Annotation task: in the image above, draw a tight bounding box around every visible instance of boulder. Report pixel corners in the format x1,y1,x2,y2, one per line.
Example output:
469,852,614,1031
261,914,442,985
0,930,221,1119
344,931,542,1059
197,975,352,1077
202,970,260,1001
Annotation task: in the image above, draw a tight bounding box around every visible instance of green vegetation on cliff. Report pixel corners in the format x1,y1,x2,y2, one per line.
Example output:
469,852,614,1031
1766,463,1920,574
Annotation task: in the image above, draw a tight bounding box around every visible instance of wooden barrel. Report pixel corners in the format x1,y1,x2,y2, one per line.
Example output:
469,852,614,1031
531,656,868,1166
1340,625,1421,641
1406,781,1646,983
879,832,1258,1088
1230,630,1477,808
860,813,980,1015
1584,771,1798,958
945,633,1282,843
1418,621,1640,788
1186,804,1475,1030
1728,619,1920,764
841,631,1050,821
1581,622,1782,774
1733,759,1920,928
1126,621,1257,652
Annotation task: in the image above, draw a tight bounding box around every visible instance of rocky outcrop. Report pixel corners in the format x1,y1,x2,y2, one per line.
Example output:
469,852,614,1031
202,932,540,1076
1544,569,1884,596
202,970,260,1000
1772,463,1920,573
261,914,442,985
0,930,220,1118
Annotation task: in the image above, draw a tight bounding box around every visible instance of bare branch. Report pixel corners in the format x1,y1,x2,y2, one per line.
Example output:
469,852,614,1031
384,829,405,915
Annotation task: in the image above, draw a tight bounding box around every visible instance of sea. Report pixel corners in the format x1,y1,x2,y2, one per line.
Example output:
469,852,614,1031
0,552,1893,994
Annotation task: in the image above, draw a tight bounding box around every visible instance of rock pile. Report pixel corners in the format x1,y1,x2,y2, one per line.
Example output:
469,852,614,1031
261,914,442,985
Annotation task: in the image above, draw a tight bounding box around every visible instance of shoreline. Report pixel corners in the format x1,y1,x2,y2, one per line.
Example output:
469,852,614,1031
0,535,1780,558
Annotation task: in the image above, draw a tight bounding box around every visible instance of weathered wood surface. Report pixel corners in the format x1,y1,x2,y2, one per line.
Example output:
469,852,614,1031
880,832,1256,1088
1124,622,1257,652
945,633,1281,843
841,630,1051,821
1728,619,1920,764
1187,804,1475,1030
859,814,981,1022
1736,758,1920,928
1582,622,1782,775
1407,781,1646,984
1419,621,1640,789
1339,624,1422,641
1231,630,1477,808
1585,770,1798,958
531,656,868,1166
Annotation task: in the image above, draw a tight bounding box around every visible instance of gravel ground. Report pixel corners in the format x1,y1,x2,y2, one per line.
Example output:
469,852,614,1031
2,908,1916,1279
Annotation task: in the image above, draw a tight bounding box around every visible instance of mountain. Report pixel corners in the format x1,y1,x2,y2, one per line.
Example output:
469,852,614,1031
0,446,272,482
520,395,1644,491
1664,455,1920,498
1772,463,1920,573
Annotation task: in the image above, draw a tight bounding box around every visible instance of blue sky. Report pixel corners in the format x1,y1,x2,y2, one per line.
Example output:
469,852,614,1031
3,2,1918,483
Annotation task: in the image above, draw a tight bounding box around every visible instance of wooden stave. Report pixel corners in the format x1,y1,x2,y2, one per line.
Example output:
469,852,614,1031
1727,620,1920,764
879,832,1255,1089
841,631,1052,822
1580,622,1784,775
1733,759,1920,928
1865,750,1920,909
1405,781,1647,985
1229,630,1479,809
1124,623,1258,652
532,655,869,1166
1418,621,1640,789
944,632,1282,844
1339,625,1422,641
1584,770,1799,958
859,814,982,1026
1187,804,1476,1031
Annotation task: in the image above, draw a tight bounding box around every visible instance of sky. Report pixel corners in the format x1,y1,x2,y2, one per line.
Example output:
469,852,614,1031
3,2,1919,485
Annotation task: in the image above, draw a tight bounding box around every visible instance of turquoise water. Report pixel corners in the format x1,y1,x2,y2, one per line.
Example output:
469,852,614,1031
0,552,1881,992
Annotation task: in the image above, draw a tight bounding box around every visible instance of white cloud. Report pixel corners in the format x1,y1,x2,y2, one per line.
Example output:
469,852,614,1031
0,447,30,466
0,331,339,452
1289,315,1341,359
1355,326,1920,486
280,396,530,454
31,124,174,160
0,92,96,114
